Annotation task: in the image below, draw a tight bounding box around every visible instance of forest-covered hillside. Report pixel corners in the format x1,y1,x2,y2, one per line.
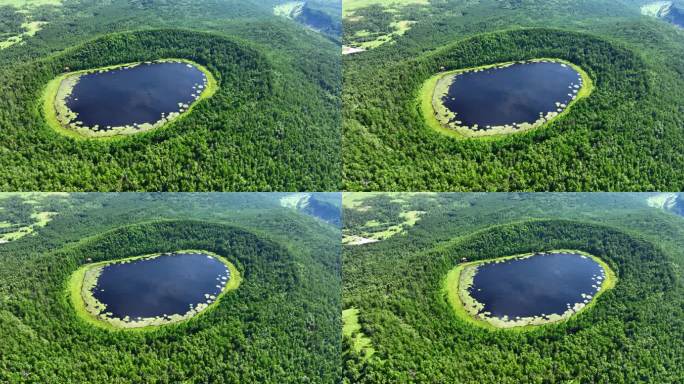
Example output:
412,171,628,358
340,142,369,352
0,0,341,191
342,193,684,382
343,0,684,191
274,0,342,40
0,193,341,383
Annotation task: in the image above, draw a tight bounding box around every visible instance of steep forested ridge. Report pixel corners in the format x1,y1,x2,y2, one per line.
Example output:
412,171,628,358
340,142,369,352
668,193,684,215
0,0,340,191
342,193,684,383
343,0,684,191
0,193,341,383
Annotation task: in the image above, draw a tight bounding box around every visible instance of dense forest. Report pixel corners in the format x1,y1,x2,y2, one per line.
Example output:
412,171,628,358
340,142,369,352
342,1,434,49
297,1,342,40
0,193,70,241
0,0,340,191
343,4,395,46
0,196,34,233
343,0,684,191
342,193,684,382
0,193,341,383
0,6,24,41
301,193,343,227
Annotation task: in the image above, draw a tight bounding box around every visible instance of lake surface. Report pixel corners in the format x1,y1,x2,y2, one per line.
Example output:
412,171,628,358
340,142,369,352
469,252,605,319
92,252,229,320
441,62,582,130
66,62,207,131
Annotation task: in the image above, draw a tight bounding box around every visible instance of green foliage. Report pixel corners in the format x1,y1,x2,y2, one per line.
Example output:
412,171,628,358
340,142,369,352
0,193,68,240
343,0,684,191
0,193,341,383
343,194,405,232
0,6,24,39
302,193,343,227
346,4,395,40
0,196,33,232
0,0,341,191
297,1,342,39
343,1,429,49
302,3,342,37
343,193,684,383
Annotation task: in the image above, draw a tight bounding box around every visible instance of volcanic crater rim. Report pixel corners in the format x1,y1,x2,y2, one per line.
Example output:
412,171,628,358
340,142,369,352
68,249,241,330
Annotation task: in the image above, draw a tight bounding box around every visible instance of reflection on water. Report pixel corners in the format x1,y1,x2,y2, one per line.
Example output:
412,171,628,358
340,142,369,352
66,62,207,131
93,252,229,319
469,252,605,319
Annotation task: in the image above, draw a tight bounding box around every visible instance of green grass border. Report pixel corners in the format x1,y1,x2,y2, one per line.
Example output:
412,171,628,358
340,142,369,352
442,249,616,331
418,58,594,140
342,307,375,360
67,249,241,331
41,58,218,141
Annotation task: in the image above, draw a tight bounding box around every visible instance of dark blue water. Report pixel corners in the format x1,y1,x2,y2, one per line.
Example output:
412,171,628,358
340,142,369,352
66,62,207,131
442,62,582,130
469,252,605,319
92,253,230,319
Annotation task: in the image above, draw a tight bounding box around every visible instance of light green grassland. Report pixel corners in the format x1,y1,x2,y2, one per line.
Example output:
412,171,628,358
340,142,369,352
351,32,389,50
361,210,424,240
0,21,45,49
443,250,617,331
342,308,375,360
342,192,431,209
343,210,424,244
0,211,56,243
0,1,62,49
41,59,218,140
68,250,241,331
343,192,389,209
352,19,416,49
343,193,432,245
419,58,594,140
344,0,428,49
391,20,414,35
0,193,68,243
343,0,429,16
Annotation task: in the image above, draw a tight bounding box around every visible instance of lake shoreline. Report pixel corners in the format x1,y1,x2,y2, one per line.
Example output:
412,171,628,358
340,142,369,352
443,249,616,330
67,249,241,330
42,58,218,140
419,58,594,139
